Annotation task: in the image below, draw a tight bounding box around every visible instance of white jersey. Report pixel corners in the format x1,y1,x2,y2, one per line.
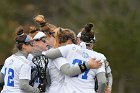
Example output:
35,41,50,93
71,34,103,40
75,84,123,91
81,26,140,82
96,52,111,73
79,42,111,73
58,44,105,93
47,57,68,93
80,42,110,75
1,55,31,93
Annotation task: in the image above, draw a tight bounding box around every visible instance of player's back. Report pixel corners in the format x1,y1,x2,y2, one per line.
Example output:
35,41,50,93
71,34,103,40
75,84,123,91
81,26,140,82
58,44,99,93
1,55,30,93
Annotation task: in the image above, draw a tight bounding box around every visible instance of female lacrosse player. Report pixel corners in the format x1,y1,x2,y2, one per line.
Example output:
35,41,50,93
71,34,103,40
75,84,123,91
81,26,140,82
42,27,106,93
77,23,113,93
46,29,103,93
27,26,50,93
34,14,57,48
0,26,40,93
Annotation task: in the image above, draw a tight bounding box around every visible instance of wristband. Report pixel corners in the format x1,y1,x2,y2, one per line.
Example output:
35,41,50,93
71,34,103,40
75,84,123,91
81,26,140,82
79,62,88,72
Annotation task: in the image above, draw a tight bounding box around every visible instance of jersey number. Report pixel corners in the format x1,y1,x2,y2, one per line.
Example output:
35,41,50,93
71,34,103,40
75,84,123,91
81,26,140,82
72,59,89,80
5,68,14,87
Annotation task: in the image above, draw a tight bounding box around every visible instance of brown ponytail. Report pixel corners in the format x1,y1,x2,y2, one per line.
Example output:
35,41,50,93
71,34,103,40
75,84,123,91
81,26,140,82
80,23,96,44
34,15,57,36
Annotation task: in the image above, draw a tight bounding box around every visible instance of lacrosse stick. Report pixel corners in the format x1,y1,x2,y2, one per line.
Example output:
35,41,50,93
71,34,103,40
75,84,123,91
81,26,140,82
32,55,49,92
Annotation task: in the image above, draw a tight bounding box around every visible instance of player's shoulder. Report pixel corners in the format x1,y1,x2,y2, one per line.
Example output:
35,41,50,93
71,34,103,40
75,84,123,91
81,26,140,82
62,44,80,50
13,55,30,65
3,55,13,65
59,44,81,57
94,51,106,60
66,44,79,48
84,48,95,54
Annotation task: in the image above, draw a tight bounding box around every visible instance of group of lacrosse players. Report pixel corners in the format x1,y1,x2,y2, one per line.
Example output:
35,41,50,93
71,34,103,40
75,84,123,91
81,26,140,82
0,15,113,93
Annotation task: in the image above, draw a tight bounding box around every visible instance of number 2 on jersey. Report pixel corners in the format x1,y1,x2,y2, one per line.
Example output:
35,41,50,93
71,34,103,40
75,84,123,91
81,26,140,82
72,59,90,80
5,68,14,87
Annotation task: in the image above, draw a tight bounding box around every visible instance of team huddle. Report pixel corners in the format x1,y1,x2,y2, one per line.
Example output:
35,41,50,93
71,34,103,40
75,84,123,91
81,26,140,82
0,15,113,93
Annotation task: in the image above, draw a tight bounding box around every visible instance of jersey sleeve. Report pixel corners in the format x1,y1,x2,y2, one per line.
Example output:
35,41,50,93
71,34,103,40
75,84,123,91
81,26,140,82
58,45,72,58
19,62,31,80
53,57,69,70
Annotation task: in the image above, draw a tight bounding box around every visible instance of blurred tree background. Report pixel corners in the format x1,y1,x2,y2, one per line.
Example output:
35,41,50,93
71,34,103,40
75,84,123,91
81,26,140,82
0,0,140,93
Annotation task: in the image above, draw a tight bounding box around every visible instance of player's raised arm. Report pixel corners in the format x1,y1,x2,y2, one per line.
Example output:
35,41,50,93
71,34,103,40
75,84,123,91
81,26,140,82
42,48,62,59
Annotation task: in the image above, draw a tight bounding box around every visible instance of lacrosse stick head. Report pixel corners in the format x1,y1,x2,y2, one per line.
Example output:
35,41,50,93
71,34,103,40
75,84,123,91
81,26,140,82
32,55,48,68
